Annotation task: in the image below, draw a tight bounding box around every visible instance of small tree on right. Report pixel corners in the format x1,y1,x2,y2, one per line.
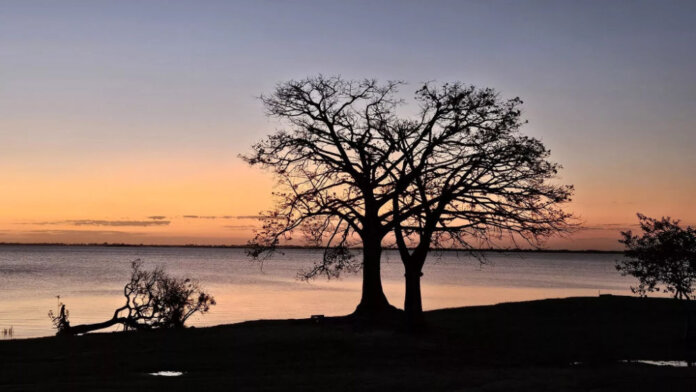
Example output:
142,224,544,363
618,214,696,300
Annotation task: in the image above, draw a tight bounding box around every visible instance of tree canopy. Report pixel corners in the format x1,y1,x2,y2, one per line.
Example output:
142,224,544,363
243,76,410,313
618,214,696,300
388,83,575,322
244,76,575,319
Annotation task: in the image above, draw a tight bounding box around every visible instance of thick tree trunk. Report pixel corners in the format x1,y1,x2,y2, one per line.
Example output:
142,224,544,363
404,267,426,329
354,242,393,316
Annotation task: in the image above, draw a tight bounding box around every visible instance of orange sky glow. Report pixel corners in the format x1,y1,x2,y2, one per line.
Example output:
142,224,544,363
1,152,693,250
2,2,694,250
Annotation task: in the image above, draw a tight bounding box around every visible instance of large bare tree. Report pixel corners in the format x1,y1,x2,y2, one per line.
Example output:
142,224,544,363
243,76,407,315
244,77,574,321
389,83,574,325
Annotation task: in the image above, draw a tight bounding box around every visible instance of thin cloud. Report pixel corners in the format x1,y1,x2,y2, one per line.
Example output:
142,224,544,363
147,216,168,220
70,220,170,227
579,223,640,231
29,220,170,227
182,215,238,219
24,229,148,236
223,225,257,230
181,215,266,220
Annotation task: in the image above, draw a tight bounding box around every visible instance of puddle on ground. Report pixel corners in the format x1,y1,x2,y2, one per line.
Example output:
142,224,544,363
571,360,691,368
149,371,184,377
620,360,690,367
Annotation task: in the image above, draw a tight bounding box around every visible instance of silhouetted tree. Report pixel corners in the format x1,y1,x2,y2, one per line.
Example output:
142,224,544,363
389,83,575,325
618,214,696,300
243,76,409,315
245,76,575,321
50,261,215,335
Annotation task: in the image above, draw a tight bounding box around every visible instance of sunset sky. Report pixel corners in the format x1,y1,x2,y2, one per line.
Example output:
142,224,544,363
1,0,694,250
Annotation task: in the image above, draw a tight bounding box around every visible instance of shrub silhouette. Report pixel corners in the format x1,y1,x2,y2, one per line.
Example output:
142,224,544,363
50,260,215,335
618,214,696,300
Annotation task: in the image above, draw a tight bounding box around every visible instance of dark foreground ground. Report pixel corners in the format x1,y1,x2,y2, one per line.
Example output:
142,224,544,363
1,296,695,391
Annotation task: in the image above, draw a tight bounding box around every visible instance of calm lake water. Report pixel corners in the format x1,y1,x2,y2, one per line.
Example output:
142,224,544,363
0,245,642,339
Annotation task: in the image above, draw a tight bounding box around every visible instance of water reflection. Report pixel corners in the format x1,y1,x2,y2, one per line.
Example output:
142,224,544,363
0,246,649,339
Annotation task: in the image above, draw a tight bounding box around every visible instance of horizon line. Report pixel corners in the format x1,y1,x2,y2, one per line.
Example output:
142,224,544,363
0,242,624,254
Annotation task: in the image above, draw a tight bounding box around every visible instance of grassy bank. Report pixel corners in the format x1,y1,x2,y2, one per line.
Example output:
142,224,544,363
1,296,694,391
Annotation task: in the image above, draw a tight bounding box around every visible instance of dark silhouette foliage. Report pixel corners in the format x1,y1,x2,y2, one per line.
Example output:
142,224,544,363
244,76,574,321
389,83,575,324
50,260,215,335
618,214,696,300
243,76,407,314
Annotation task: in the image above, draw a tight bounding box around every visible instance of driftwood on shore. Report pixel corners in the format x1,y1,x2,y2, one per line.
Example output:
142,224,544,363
49,260,215,336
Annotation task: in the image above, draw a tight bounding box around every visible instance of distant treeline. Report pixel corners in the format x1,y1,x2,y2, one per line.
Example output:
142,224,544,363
0,242,623,254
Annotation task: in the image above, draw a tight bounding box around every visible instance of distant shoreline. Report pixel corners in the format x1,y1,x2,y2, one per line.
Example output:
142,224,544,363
0,242,623,254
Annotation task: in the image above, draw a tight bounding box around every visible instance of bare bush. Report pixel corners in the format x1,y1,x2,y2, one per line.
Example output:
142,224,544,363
50,260,215,335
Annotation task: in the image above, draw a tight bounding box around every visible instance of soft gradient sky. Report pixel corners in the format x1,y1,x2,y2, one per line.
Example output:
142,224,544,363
1,0,694,249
